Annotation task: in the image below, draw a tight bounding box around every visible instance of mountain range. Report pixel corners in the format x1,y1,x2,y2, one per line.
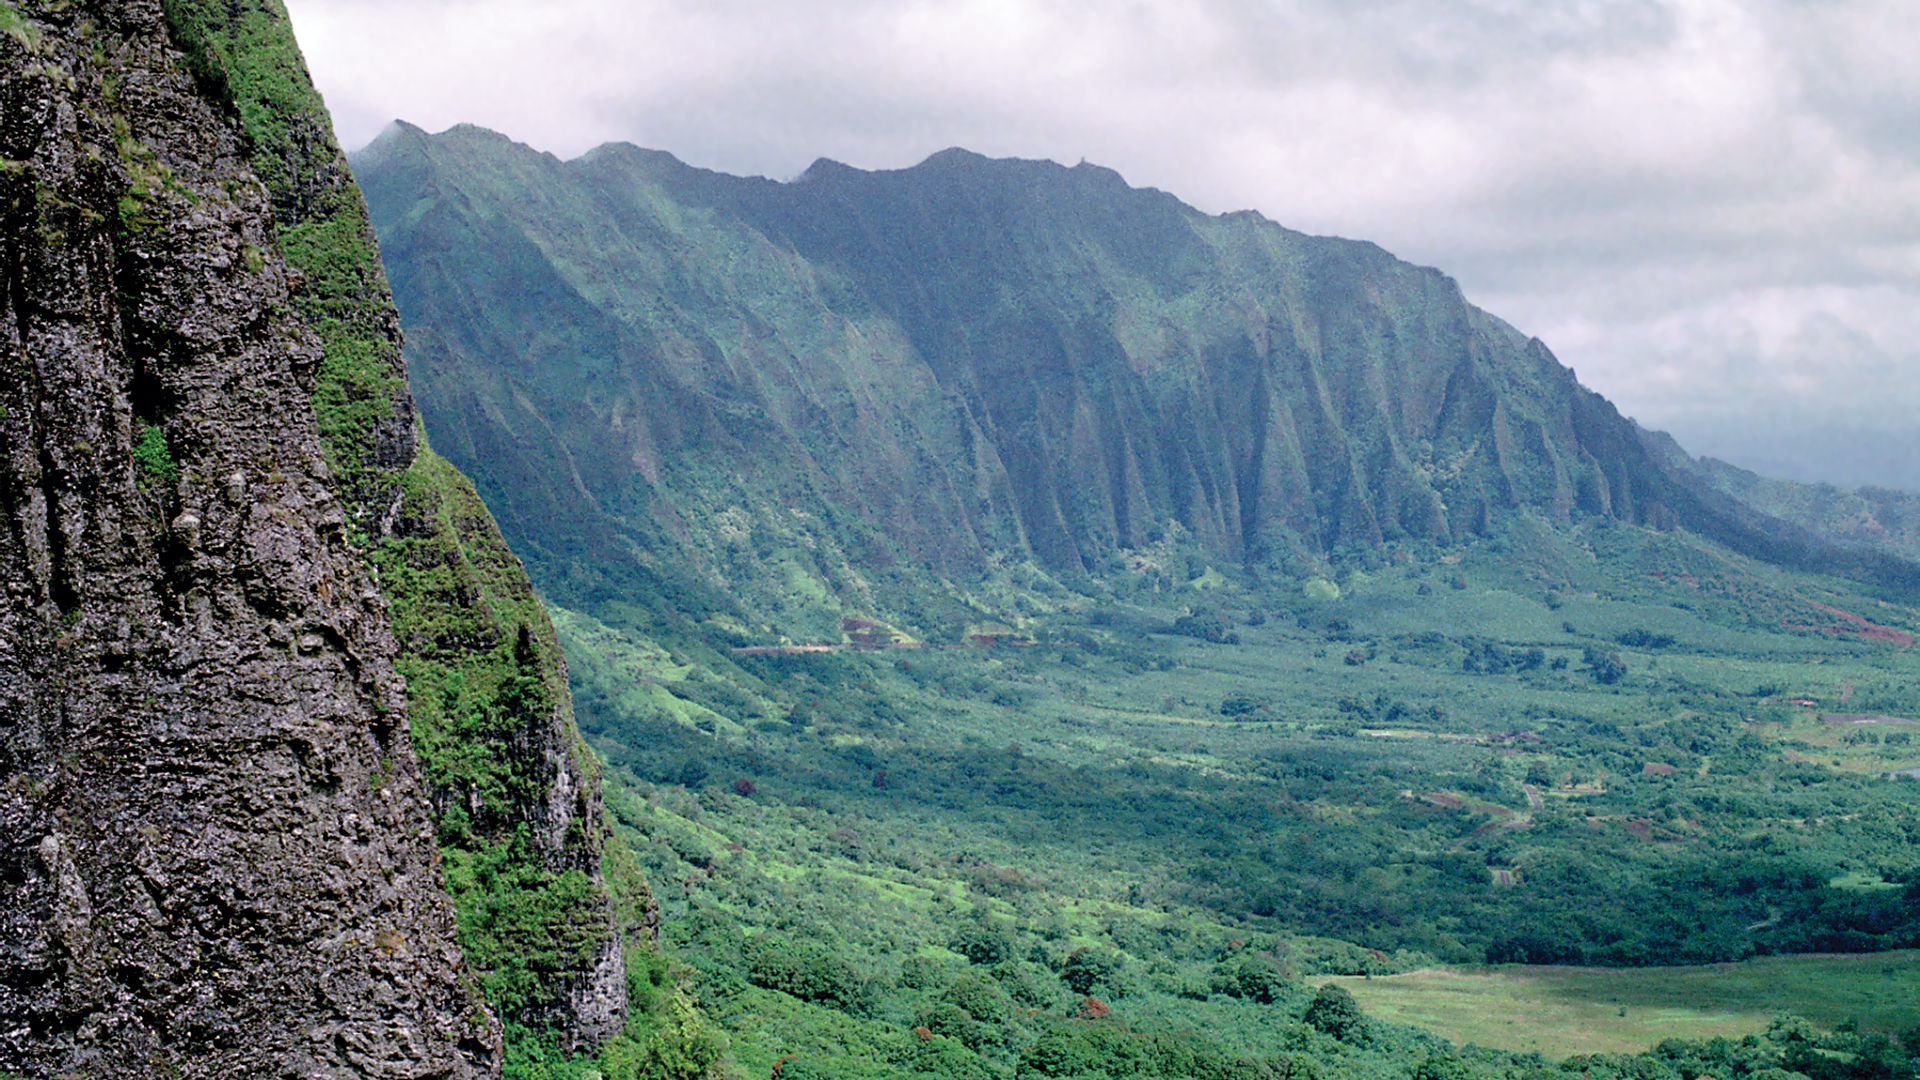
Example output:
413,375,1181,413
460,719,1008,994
345,128,1920,1079
353,122,1919,640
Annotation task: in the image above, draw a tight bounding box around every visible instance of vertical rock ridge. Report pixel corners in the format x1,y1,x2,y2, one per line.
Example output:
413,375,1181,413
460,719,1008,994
0,1,498,1074
360,122,1920,618
155,0,635,1052
1,0,640,1071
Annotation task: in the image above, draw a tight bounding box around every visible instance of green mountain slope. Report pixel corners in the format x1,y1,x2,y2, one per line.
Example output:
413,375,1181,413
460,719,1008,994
1700,458,1920,563
354,123,1917,639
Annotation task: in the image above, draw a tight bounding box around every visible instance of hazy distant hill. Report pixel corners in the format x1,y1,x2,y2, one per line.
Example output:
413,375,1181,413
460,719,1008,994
353,123,1917,621
1697,457,1920,563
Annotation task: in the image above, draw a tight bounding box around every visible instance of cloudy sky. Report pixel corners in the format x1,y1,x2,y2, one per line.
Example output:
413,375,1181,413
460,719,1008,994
284,0,1920,491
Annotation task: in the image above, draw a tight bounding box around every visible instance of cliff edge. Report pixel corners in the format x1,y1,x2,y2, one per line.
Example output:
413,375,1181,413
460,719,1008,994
0,0,634,1073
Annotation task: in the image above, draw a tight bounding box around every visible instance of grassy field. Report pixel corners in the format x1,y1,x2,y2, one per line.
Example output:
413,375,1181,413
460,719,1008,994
1317,951,1920,1057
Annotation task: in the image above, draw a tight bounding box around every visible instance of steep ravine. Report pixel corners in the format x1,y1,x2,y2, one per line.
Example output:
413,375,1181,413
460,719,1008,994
0,1,633,1074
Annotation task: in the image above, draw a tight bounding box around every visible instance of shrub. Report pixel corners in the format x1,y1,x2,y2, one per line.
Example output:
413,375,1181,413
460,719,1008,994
1210,953,1291,1003
1303,984,1365,1042
1220,695,1262,718
949,911,1015,965
132,425,178,487
1059,947,1122,996
1582,646,1627,685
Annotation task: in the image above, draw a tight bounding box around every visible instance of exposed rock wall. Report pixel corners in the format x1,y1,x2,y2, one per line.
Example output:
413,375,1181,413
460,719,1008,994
0,1,497,1075
0,0,639,1072
155,0,631,1049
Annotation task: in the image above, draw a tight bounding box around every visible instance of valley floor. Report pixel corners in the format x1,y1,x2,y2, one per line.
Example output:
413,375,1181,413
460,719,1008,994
544,517,1920,1078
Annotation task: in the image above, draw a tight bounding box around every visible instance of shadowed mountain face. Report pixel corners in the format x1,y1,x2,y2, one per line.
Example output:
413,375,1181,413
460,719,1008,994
355,124,1917,613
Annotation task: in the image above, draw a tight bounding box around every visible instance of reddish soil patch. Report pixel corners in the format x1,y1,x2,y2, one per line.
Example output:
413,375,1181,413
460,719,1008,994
1641,762,1680,776
1418,790,1528,832
1787,602,1917,648
966,634,1040,647
1617,817,1688,843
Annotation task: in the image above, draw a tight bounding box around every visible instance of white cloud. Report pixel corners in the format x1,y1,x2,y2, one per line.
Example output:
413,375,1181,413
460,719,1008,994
284,0,1920,490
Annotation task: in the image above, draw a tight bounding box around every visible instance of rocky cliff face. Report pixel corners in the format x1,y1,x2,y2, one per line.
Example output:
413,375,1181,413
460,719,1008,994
160,0,633,1051
0,1,632,1073
0,1,498,1075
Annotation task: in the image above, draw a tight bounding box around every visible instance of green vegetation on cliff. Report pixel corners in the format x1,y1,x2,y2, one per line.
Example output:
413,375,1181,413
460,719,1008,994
1,2,502,1072
151,3,699,1070
356,124,1919,643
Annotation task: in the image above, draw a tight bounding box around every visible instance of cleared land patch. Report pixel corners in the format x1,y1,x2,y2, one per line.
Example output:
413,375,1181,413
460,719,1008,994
1316,951,1920,1057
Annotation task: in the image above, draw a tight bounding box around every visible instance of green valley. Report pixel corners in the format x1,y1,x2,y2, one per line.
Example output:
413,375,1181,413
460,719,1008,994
535,505,1920,1080
351,123,1920,1079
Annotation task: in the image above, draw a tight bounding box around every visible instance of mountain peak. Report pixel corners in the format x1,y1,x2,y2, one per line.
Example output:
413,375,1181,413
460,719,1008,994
917,145,992,169
795,155,861,183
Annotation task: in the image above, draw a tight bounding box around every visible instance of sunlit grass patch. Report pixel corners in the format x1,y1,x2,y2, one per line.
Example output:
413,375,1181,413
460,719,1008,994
1318,951,1920,1057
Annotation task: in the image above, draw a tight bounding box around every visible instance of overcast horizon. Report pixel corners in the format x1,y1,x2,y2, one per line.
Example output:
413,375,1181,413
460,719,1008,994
284,0,1920,493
